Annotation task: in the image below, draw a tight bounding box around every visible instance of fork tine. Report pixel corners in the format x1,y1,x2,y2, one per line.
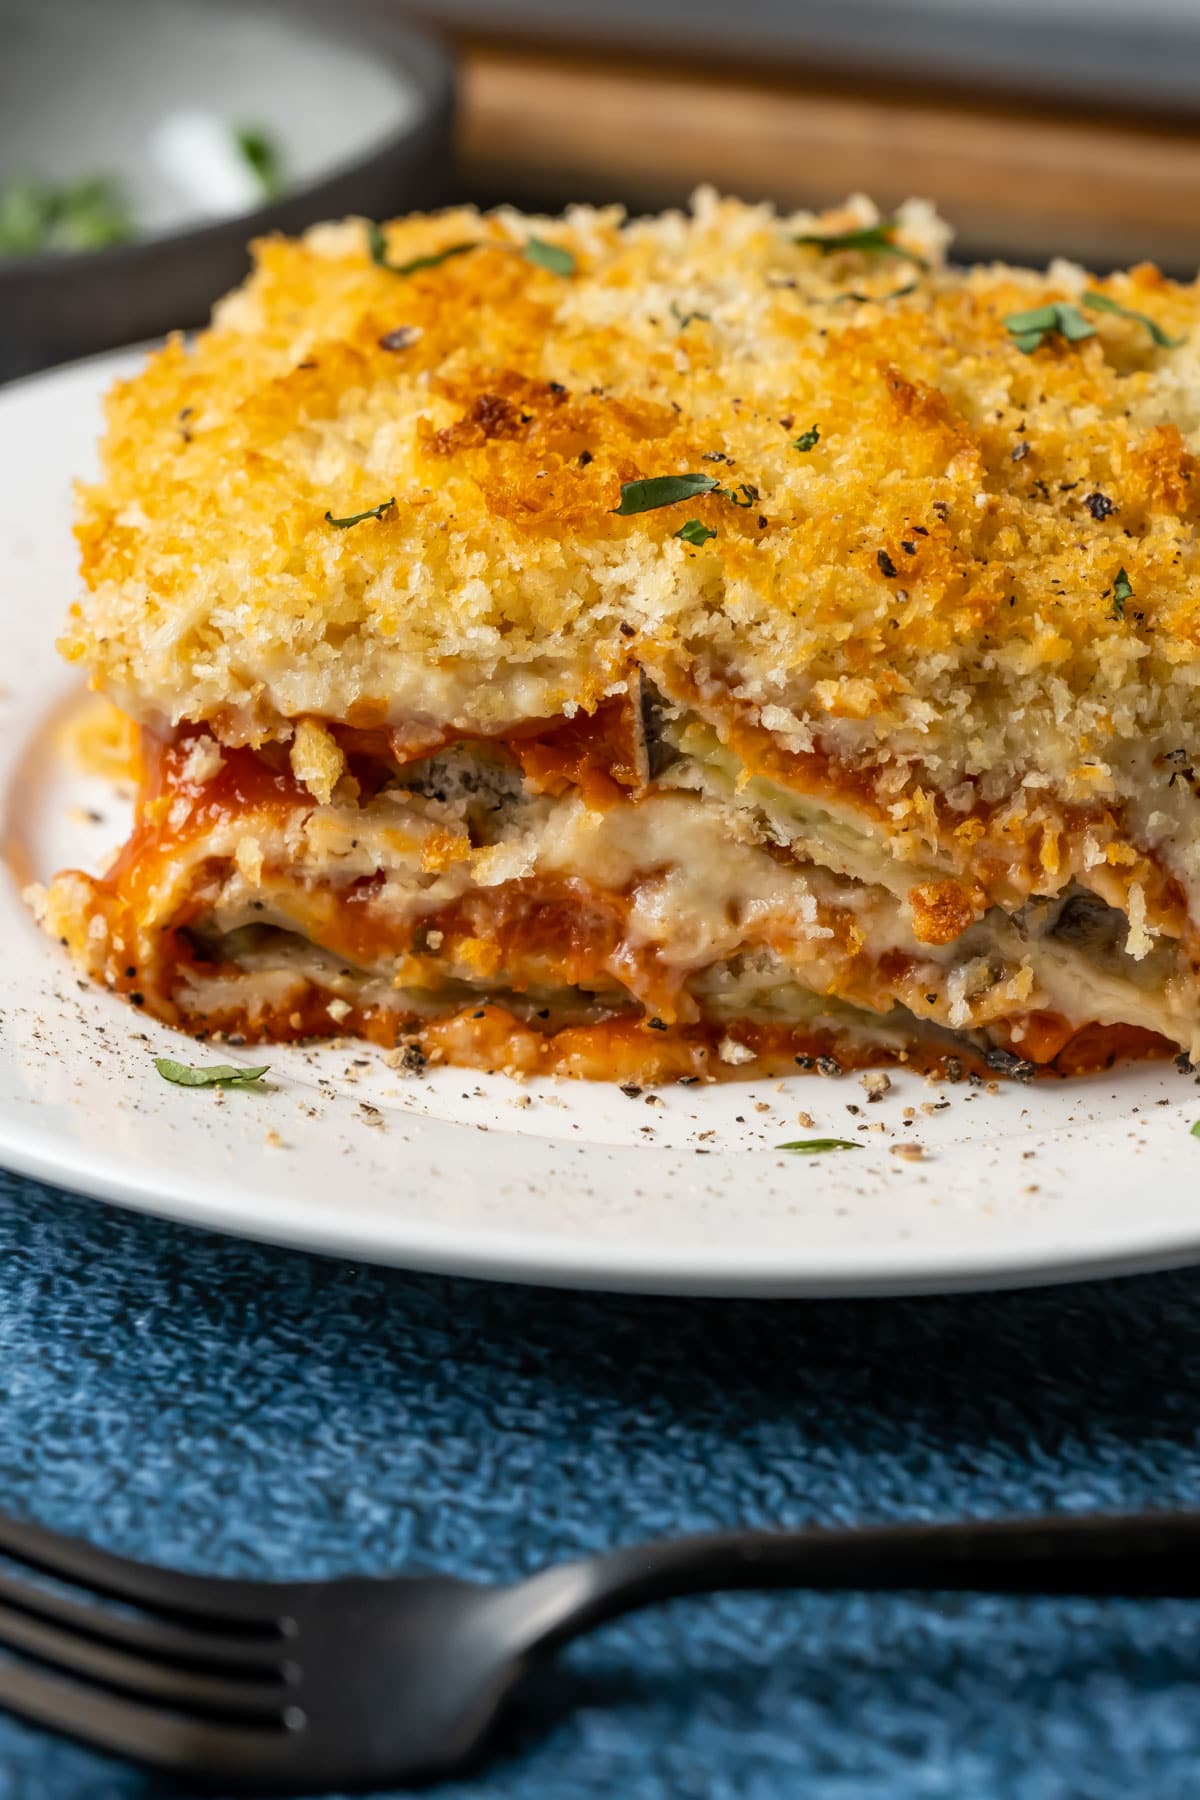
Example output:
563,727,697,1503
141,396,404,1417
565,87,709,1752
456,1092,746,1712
0,1568,287,1671
0,1598,292,1718
0,1652,290,1777
0,1514,281,1626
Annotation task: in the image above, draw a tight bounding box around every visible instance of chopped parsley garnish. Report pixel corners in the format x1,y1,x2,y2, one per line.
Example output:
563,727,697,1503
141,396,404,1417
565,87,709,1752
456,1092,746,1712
1082,289,1185,349
777,1138,862,1155
793,426,820,453
675,518,717,546
324,497,396,529
1191,1120,1200,1139
0,175,135,257
367,222,478,276
615,473,761,517
1003,302,1096,354
522,236,575,276
794,217,929,271
1111,566,1134,620
830,280,919,304
368,223,575,280
615,474,721,514
234,125,285,200
155,1057,270,1089
671,302,711,329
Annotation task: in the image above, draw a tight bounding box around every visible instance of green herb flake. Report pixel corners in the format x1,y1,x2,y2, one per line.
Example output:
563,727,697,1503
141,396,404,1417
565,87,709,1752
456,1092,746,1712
0,175,135,258
614,473,721,515
324,497,395,529
776,1138,862,1155
1191,1119,1200,1139
234,126,284,200
523,236,575,277
830,280,919,304
671,302,711,329
0,181,49,256
794,217,929,271
675,518,717,546
793,426,820,453
615,473,764,517
1003,302,1096,354
1111,566,1134,620
155,1057,270,1089
1082,289,1185,349
1057,305,1096,342
367,222,478,277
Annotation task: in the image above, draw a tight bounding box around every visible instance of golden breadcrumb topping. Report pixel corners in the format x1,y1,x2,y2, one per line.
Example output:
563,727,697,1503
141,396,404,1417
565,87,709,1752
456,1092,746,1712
63,190,1200,838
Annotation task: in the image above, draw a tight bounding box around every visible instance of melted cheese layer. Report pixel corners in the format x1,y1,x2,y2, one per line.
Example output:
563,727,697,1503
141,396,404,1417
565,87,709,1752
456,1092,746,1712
36,742,1200,1070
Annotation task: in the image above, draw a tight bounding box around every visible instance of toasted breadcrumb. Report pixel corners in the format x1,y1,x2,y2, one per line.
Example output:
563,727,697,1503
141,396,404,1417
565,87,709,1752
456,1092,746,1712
289,718,346,805
178,734,225,785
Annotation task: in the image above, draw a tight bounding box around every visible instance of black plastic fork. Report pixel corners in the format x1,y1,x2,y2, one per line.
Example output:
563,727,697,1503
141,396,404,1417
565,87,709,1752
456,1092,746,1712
0,1507,1198,1791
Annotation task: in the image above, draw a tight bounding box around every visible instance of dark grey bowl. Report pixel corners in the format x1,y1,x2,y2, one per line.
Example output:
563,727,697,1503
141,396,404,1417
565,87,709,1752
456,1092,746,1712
0,0,456,380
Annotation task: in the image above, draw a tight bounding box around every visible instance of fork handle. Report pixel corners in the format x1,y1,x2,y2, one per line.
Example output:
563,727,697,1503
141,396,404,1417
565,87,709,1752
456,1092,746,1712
511,1511,1200,1656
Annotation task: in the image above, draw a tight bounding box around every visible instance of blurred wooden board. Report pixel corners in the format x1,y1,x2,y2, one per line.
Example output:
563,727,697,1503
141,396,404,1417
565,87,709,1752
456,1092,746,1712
418,0,1200,117
453,42,1200,271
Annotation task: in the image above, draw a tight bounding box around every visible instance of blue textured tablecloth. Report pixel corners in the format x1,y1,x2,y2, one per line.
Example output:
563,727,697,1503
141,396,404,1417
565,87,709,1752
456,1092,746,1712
1,1168,1199,1799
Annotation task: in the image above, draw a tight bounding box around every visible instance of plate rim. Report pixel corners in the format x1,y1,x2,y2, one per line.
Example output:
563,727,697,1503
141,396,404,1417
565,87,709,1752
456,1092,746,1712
0,1101,1195,1298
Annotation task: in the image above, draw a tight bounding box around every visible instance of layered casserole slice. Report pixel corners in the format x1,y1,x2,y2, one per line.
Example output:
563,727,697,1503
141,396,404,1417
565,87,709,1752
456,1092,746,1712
34,192,1200,1081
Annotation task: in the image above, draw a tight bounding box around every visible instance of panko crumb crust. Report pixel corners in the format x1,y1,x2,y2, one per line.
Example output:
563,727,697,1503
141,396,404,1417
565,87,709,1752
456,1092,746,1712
63,190,1200,825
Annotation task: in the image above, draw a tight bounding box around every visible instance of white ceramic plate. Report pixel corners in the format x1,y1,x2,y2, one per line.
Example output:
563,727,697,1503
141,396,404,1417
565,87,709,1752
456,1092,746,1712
3,349,1200,1296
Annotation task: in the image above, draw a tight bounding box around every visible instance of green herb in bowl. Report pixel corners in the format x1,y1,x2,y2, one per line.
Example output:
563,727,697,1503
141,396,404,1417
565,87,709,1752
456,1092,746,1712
0,175,135,259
